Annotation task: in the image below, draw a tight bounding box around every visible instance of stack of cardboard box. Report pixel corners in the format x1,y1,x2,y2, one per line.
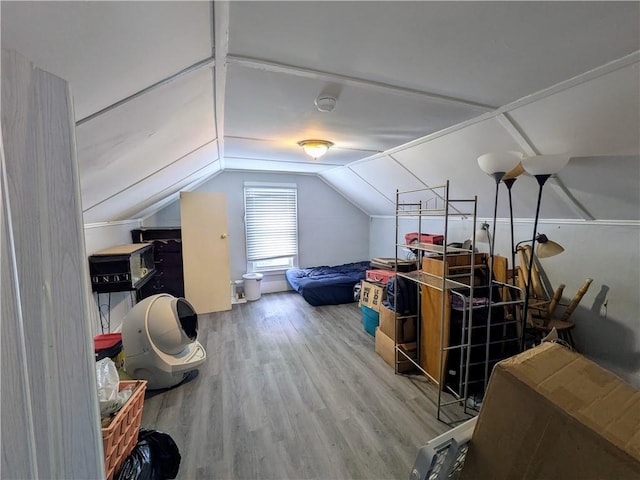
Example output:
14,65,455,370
375,303,418,373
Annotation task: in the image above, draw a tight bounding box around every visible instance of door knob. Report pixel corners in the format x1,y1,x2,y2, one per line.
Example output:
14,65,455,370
220,233,228,239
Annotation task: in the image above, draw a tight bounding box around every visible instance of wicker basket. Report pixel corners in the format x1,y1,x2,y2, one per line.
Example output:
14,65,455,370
101,380,147,480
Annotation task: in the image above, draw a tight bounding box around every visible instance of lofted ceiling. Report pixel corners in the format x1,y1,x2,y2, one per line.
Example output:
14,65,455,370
2,1,639,223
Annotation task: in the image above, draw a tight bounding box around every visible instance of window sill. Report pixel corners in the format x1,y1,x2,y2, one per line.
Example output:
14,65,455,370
253,268,290,277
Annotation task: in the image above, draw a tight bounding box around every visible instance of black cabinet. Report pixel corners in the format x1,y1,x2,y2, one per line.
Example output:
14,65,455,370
89,244,156,293
131,228,184,299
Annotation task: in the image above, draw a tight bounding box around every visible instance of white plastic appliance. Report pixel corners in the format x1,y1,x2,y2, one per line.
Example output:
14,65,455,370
121,294,206,389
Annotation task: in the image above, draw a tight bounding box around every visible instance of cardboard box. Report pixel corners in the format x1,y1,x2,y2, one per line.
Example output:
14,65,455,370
370,257,416,272
379,303,416,343
460,343,640,480
374,327,417,374
359,280,386,312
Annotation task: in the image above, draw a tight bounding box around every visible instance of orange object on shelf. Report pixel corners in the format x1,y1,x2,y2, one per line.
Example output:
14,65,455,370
404,232,444,246
365,269,395,285
101,380,147,480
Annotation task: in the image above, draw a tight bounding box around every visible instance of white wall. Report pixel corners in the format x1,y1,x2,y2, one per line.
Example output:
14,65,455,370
144,171,370,294
370,216,640,387
2,49,103,479
83,220,142,334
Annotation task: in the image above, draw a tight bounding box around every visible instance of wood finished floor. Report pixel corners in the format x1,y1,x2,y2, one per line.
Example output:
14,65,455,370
141,292,460,480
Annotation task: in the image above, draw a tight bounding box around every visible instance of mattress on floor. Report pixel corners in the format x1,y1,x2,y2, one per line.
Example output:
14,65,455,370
285,261,370,306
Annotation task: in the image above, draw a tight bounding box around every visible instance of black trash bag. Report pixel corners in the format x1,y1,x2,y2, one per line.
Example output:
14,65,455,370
114,442,153,480
114,429,181,480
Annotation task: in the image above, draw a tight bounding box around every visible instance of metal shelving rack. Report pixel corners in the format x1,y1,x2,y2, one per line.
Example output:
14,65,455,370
393,181,523,421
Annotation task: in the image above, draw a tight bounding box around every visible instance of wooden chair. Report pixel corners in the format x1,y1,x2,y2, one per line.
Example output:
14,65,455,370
532,278,593,349
516,245,548,300
513,265,559,325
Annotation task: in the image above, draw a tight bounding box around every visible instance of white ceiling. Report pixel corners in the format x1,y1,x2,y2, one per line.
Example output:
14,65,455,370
2,1,639,223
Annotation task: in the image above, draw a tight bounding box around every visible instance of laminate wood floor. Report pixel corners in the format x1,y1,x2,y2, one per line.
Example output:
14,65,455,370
141,292,461,480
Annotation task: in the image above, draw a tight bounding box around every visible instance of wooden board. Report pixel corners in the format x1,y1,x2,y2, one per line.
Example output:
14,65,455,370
1,49,103,479
420,285,450,383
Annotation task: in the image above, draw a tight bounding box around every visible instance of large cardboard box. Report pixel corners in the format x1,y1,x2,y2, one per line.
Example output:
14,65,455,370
461,343,640,480
379,303,416,343
359,280,386,312
370,257,416,272
374,327,417,374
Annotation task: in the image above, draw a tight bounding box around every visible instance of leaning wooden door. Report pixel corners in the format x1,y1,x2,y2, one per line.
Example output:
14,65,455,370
180,191,231,313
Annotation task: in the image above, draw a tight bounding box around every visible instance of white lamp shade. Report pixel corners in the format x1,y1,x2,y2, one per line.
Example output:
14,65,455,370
522,154,570,175
477,151,523,175
537,239,565,258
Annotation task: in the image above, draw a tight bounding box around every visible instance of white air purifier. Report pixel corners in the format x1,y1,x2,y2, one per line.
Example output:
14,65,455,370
122,294,206,389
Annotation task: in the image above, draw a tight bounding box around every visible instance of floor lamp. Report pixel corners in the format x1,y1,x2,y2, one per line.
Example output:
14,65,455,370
501,162,525,289
477,151,523,390
519,154,570,351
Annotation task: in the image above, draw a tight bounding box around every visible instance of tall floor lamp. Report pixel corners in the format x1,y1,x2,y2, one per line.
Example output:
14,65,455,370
519,154,570,351
501,162,525,289
477,151,523,389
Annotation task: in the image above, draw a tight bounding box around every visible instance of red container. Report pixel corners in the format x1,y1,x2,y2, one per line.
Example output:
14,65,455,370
366,269,396,285
94,333,123,361
404,232,444,246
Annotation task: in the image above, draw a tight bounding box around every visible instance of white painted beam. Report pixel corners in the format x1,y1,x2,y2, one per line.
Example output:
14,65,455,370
213,1,230,169
227,54,496,111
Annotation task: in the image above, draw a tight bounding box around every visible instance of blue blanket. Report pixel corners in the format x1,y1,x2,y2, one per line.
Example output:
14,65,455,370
286,261,370,306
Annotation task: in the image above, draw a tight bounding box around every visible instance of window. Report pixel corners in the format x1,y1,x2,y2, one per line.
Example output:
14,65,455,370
244,182,298,273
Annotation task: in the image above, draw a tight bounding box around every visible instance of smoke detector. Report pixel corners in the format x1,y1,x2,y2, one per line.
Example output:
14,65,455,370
314,96,336,113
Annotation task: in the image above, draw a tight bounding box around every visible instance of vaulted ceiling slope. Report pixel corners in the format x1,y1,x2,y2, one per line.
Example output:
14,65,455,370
2,1,639,223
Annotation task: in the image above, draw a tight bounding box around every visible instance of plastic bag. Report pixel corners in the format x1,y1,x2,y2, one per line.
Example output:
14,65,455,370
113,441,152,480
114,429,181,480
96,357,132,417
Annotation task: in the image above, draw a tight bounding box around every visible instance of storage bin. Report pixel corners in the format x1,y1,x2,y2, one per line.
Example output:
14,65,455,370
361,305,380,337
102,380,147,480
404,232,444,246
365,269,395,285
94,333,123,361
242,272,263,301
94,333,125,369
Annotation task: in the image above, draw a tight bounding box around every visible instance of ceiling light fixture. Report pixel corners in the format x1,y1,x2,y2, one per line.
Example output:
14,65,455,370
298,139,334,159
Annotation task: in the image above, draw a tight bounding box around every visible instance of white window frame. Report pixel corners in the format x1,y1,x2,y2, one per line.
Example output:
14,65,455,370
244,182,298,274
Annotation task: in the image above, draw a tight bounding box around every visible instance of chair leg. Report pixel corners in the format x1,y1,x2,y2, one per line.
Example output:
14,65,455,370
558,329,575,350
567,330,577,351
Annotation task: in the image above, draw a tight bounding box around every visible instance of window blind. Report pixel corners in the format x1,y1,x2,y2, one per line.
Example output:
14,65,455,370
244,185,298,262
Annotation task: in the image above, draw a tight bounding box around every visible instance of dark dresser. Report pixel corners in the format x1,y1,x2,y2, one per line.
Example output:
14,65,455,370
131,228,184,299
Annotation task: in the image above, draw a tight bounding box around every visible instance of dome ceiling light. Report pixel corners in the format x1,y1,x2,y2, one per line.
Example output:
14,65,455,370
298,139,334,159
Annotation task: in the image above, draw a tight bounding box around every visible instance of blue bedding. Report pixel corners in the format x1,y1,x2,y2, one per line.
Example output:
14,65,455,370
286,261,370,306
